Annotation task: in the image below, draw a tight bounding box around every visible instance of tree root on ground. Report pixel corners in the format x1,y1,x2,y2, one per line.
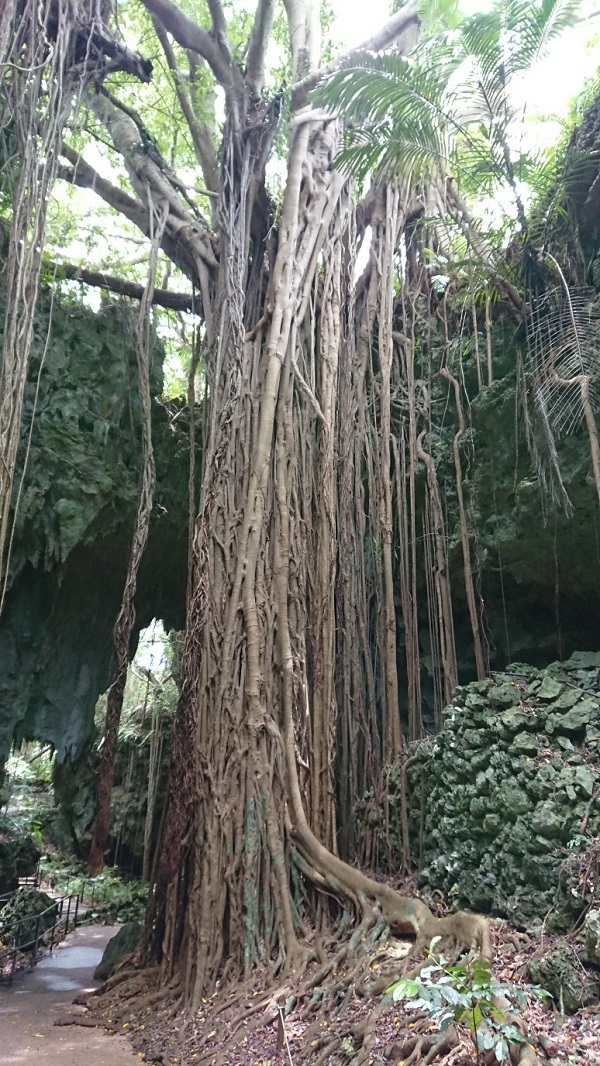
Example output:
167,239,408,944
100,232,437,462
54,1015,100,1028
386,1023,460,1065
81,894,545,1065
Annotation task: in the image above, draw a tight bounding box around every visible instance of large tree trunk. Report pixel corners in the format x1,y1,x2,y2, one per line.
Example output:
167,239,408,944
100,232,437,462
1,0,498,1013
144,0,430,1002
2,5,553,1065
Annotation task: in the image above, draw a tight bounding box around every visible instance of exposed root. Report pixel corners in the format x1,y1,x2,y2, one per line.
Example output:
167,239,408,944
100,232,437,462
54,1015,99,1028
387,1023,460,1066
80,899,546,1066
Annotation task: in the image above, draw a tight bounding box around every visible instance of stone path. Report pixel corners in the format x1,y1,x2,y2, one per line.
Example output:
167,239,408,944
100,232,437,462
0,924,140,1065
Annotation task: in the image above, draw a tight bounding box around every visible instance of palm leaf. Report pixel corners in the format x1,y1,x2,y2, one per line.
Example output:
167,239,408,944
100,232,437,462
315,49,458,182
522,261,600,510
527,283,600,435
507,0,581,71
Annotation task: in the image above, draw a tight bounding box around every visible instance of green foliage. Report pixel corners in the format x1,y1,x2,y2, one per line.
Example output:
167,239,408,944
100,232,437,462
5,743,55,788
315,46,457,185
30,819,43,847
315,0,582,220
567,833,594,850
388,949,548,1063
39,856,147,923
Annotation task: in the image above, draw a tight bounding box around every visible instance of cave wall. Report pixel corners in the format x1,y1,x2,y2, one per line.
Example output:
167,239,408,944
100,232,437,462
455,369,600,667
419,88,600,686
0,286,190,783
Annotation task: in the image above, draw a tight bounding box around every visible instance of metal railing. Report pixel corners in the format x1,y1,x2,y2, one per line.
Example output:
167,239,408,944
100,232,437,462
40,872,147,917
0,890,81,986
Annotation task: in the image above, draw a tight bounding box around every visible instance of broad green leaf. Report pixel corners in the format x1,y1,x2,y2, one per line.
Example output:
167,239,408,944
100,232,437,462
389,977,420,999
495,1037,509,1062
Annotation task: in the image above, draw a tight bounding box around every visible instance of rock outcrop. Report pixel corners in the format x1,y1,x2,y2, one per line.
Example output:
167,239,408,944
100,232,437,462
408,654,600,932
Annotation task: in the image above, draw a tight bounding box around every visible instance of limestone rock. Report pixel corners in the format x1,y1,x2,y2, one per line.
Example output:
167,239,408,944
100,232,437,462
583,910,600,966
404,657,600,933
93,921,143,981
528,944,600,1013
537,676,564,701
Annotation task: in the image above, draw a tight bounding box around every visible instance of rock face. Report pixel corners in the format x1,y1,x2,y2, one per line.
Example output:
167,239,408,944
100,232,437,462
0,887,57,947
528,943,600,1013
0,831,40,894
406,654,600,931
583,910,600,967
0,287,191,789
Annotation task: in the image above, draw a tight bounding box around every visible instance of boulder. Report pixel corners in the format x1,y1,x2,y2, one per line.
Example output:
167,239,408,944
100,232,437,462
93,921,143,981
528,944,600,1013
582,910,600,967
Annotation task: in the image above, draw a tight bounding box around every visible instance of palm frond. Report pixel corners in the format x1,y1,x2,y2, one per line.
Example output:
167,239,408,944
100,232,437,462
527,283,600,434
522,265,600,511
508,0,581,71
335,124,450,184
460,0,581,85
314,48,456,128
314,49,459,182
313,0,580,219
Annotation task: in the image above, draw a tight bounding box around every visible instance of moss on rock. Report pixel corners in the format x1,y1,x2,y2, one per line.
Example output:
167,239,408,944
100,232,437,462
400,655,600,933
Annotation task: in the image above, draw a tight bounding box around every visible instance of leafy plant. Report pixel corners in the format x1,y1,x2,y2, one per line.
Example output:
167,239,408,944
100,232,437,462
39,856,147,923
315,0,581,219
388,947,548,1063
30,819,43,847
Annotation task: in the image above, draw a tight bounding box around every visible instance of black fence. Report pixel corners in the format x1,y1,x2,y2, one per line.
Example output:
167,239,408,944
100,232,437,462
0,890,81,986
39,870,147,918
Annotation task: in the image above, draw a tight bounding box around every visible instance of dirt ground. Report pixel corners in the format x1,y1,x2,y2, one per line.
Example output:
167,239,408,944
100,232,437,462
0,924,140,1066
2,919,599,1065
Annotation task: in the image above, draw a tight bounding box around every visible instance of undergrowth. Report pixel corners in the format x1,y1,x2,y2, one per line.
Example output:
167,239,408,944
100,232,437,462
39,856,147,923
389,946,549,1064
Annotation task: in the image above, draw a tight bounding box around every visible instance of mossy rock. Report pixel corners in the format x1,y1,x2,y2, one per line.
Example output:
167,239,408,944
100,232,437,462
402,657,600,932
528,943,600,1013
582,910,600,966
93,921,143,981
0,831,41,894
0,887,57,948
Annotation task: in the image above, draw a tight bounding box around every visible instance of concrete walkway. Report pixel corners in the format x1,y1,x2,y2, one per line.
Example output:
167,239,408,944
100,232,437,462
0,924,139,1065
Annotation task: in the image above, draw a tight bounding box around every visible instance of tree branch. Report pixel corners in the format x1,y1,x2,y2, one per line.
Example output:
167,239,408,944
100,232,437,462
153,17,219,194
246,0,275,99
291,0,421,106
139,0,238,91
50,261,201,313
205,0,230,49
59,145,149,232
88,93,218,268
58,146,213,288
284,0,322,82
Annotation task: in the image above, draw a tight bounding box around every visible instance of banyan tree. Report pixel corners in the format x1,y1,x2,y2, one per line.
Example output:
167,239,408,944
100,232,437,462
0,0,589,1062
